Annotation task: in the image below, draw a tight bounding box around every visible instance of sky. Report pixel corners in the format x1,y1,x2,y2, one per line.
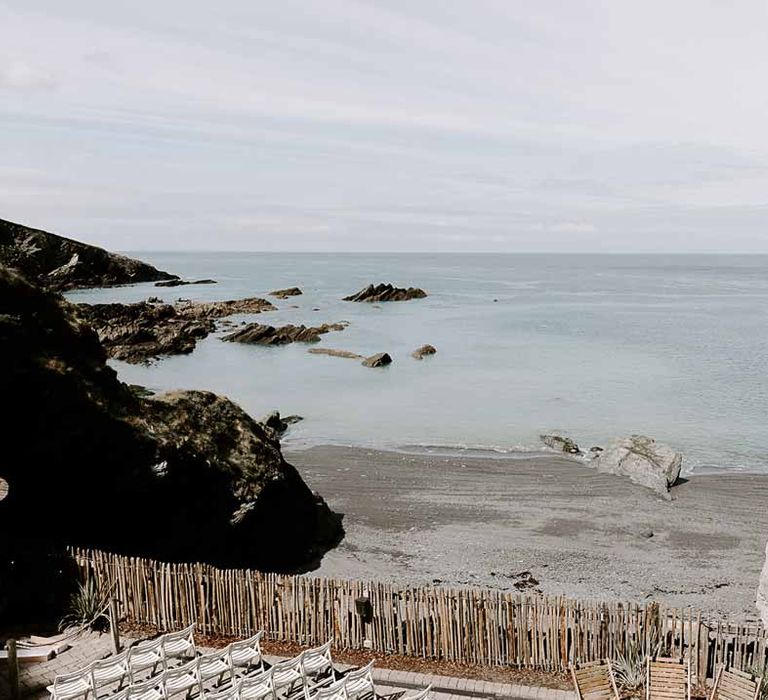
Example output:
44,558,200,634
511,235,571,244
2,1,768,252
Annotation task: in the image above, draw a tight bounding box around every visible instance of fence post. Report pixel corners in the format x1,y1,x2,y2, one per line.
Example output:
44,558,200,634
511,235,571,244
7,639,19,700
109,598,121,654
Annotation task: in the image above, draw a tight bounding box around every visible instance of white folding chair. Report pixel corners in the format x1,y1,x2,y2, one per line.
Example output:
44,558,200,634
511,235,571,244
91,650,131,697
228,632,264,678
162,625,196,666
128,638,166,682
312,679,348,700
400,686,432,700
47,667,94,700
198,648,233,690
125,677,165,700
301,641,336,692
271,655,306,700
163,659,200,698
343,662,375,700
237,669,275,700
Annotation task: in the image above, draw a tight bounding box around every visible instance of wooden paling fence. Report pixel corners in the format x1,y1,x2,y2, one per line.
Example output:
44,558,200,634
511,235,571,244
71,549,768,684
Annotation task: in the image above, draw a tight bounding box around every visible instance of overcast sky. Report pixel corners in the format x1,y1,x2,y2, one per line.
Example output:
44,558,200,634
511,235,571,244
2,1,768,252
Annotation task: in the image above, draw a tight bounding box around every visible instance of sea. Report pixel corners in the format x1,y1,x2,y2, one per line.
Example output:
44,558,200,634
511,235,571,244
65,253,768,476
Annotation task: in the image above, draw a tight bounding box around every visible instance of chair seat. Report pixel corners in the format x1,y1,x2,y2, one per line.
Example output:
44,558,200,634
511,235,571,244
273,668,302,687
303,657,330,675
93,666,126,684
346,679,374,698
239,680,272,700
164,639,194,657
131,651,163,668
230,649,259,666
200,659,230,679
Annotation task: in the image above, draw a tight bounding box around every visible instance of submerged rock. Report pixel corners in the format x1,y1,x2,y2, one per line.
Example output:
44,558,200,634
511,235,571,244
343,283,427,303
223,322,347,345
270,287,303,299
540,434,582,455
0,217,177,290
155,278,217,287
592,435,682,499
0,266,343,598
308,348,364,360
78,297,276,364
412,344,437,360
362,352,392,367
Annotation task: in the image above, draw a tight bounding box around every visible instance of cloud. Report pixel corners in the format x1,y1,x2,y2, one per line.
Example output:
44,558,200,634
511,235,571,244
1,1,768,251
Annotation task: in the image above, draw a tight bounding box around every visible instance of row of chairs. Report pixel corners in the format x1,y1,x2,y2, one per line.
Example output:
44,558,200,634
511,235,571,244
48,626,264,700
571,657,762,700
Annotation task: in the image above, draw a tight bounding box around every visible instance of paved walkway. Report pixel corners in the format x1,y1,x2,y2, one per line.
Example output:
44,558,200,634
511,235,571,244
3,632,574,700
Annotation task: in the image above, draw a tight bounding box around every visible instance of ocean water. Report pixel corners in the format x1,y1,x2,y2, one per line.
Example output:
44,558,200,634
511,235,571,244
65,253,768,475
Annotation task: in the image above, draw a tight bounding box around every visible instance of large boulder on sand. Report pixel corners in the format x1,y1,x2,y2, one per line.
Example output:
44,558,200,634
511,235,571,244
592,435,682,499
758,541,768,628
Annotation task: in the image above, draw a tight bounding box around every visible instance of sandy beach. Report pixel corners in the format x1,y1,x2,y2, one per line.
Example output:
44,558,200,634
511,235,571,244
288,445,768,621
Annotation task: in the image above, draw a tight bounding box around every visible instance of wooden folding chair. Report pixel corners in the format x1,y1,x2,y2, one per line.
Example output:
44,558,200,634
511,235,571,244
647,657,690,700
709,666,762,700
570,660,620,700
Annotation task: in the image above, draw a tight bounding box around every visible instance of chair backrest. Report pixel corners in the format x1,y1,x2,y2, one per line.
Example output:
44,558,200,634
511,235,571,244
647,657,690,700
198,647,233,681
128,638,165,677
237,668,275,700
51,667,94,700
162,659,200,696
125,677,165,700
271,655,304,684
343,661,375,700
302,641,333,671
228,631,264,673
91,650,130,690
312,679,348,700
161,624,196,661
570,660,619,700
711,666,762,700
206,688,238,700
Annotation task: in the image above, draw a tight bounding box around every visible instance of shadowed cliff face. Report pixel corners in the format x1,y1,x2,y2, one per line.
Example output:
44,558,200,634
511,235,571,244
0,218,177,290
0,267,343,620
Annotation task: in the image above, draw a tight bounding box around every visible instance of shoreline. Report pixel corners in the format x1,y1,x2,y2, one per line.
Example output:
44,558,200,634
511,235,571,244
287,444,768,621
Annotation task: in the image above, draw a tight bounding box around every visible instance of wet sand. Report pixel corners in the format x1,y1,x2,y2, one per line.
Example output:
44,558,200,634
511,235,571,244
287,445,768,621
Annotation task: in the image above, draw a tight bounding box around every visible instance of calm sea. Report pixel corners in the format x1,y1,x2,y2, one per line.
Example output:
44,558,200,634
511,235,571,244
66,253,768,475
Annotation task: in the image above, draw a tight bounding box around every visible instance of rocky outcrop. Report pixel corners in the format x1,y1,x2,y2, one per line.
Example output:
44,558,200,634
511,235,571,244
343,283,427,303
308,348,364,360
223,322,347,345
540,434,582,455
0,218,177,290
592,435,682,499
758,541,768,628
362,352,392,367
78,297,276,364
270,287,303,299
412,344,437,360
0,266,343,612
155,278,217,287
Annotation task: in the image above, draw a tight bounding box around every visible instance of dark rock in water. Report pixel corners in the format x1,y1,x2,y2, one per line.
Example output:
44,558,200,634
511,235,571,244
155,278,217,288
639,529,655,539
261,410,304,436
308,348,363,360
0,266,343,611
343,283,427,303
147,296,163,304
362,352,392,367
270,287,303,299
412,344,437,360
589,446,604,457
540,434,582,455
223,322,347,345
0,217,177,291
78,296,276,364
